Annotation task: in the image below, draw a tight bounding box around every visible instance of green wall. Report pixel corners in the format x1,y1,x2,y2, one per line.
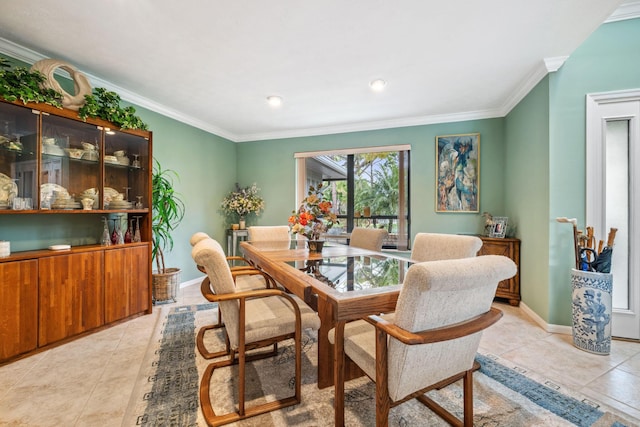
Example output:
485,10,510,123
131,104,237,281
546,17,640,325
504,77,551,319
236,119,506,243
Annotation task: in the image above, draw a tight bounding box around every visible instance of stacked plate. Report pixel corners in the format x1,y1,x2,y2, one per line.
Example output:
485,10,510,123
0,201,9,210
42,144,65,156
104,155,119,164
51,197,81,210
108,199,133,210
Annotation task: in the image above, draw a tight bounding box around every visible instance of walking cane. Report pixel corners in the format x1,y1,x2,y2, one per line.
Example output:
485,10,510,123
556,217,580,269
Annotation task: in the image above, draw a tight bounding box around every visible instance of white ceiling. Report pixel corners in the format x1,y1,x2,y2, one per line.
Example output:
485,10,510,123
0,1,637,142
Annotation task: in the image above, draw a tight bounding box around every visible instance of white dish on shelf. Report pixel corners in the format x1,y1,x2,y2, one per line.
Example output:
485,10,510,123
48,244,71,251
0,172,18,204
103,187,120,205
82,150,99,161
104,155,119,164
42,144,65,156
40,183,69,209
82,141,97,151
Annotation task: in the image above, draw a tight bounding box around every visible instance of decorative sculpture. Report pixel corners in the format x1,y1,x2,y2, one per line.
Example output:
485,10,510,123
30,59,92,111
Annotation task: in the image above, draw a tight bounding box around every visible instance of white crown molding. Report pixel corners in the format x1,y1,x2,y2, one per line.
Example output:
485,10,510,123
0,38,239,142
0,1,627,145
544,56,569,72
235,109,504,142
606,0,640,22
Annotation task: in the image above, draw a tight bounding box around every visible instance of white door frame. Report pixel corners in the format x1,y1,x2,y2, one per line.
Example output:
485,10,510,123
586,89,640,340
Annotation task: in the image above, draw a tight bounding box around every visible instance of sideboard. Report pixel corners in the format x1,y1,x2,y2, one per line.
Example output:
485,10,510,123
478,236,521,306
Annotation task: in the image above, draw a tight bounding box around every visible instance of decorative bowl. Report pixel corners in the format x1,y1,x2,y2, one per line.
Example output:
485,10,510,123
64,148,84,159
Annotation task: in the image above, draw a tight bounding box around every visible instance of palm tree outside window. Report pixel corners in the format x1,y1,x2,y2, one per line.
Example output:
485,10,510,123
295,145,410,250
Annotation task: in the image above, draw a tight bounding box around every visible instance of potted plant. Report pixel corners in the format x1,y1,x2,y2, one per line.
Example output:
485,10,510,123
151,159,185,303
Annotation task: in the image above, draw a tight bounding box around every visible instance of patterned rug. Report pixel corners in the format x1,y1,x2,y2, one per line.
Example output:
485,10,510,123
124,304,639,426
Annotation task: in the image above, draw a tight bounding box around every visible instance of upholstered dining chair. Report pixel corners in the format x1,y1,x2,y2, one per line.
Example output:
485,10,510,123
192,237,321,426
247,225,290,241
349,227,389,251
330,255,516,427
411,232,482,262
190,232,275,359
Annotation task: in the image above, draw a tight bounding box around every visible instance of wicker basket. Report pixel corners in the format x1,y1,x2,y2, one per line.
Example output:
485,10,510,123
152,268,181,304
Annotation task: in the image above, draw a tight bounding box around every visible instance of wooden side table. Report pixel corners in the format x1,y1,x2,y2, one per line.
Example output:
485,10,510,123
478,236,521,306
226,229,249,256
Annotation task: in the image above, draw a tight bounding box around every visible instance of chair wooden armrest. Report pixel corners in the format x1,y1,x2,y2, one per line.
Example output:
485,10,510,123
364,307,503,345
198,263,275,288
226,255,256,267
231,268,276,288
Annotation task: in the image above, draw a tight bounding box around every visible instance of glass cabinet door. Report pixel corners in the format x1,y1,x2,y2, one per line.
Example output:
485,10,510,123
40,114,102,210
104,130,149,210
0,102,38,211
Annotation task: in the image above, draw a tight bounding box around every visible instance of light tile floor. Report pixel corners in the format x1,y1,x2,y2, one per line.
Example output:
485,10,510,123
1,283,640,426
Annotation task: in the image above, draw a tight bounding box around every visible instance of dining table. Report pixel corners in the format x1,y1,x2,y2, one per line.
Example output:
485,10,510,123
240,239,413,389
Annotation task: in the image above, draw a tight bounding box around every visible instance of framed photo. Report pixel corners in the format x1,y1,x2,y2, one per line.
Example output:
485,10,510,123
436,133,480,212
491,217,508,238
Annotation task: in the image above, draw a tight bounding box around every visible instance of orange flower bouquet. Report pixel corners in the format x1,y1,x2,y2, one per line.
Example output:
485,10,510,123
288,184,338,241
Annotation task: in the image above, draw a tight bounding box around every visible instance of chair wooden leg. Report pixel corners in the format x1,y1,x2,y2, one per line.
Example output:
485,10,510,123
463,369,473,427
415,367,476,427
334,321,346,427
199,337,301,426
375,327,390,427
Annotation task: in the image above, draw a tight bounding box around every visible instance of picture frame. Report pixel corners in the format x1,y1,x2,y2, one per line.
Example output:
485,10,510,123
491,217,508,238
436,133,480,213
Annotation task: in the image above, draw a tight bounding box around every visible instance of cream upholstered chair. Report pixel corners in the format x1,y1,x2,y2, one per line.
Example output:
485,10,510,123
192,237,321,426
411,232,482,262
190,232,275,359
191,231,258,271
330,255,516,427
349,227,389,251
247,225,291,241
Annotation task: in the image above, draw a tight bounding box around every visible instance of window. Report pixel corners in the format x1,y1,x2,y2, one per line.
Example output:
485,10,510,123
295,145,410,250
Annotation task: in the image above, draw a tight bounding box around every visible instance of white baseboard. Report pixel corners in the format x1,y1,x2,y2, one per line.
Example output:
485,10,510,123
180,275,205,289
519,301,572,335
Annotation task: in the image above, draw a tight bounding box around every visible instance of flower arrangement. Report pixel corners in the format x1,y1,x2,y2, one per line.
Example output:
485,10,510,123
288,184,338,241
221,183,264,219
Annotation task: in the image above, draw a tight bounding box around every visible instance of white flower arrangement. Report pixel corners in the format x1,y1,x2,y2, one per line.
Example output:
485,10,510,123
221,183,265,219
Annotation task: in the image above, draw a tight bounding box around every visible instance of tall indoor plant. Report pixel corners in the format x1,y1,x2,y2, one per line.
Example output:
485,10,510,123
151,159,185,302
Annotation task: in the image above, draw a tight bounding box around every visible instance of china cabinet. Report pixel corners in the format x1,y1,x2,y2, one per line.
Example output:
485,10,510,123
478,236,521,305
0,97,152,364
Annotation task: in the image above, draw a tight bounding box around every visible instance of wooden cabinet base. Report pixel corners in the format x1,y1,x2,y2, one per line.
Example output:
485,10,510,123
478,236,521,306
0,243,151,365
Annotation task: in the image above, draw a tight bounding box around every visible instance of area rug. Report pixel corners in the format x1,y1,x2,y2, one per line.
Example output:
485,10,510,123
124,304,639,426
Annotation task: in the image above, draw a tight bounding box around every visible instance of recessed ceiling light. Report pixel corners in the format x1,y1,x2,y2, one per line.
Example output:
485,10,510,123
370,79,386,92
267,95,283,107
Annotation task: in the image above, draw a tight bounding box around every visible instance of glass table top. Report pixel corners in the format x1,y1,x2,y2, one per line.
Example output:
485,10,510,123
288,255,412,293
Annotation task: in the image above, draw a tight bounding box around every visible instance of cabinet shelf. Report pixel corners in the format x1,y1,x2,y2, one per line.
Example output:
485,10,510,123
0,208,149,214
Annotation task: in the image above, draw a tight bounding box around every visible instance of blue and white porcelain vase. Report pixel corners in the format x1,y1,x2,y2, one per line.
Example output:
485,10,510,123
571,268,613,355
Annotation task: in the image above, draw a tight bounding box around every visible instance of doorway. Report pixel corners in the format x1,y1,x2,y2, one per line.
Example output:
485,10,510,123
586,90,640,340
